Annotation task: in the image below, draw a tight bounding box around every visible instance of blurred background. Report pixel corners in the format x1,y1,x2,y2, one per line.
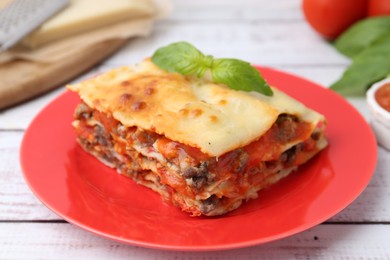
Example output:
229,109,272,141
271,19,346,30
1,0,390,258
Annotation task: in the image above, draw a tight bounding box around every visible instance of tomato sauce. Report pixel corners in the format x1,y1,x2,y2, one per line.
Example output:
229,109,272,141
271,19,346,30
156,137,209,163
244,118,312,167
93,110,118,131
78,105,319,201
375,83,390,112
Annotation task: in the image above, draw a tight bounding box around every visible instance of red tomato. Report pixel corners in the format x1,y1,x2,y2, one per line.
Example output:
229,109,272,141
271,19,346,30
302,0,368,39
369,0,390,16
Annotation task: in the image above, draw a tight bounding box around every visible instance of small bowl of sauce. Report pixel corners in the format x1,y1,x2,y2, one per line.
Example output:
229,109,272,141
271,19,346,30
367,78,390,150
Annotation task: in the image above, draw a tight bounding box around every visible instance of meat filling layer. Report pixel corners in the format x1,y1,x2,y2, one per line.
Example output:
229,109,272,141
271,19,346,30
72,102,326,216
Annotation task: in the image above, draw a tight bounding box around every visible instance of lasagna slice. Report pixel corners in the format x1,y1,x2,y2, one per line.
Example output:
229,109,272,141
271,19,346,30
67,59,327,216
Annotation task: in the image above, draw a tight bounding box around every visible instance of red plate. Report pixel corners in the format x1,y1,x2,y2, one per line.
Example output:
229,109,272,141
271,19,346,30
20,67,377,251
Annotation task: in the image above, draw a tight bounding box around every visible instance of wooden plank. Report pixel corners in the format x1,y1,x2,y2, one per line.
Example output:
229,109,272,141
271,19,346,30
1,131,389,222
0,223,389,258
0,132,59,220
105,21,348,67
0,87,65,130
168,0,304,21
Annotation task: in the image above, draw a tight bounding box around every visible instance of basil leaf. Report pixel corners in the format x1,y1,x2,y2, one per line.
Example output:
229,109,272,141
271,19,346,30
212,59,273,96
151,42,273,96
334,17,390,58
151,42,208,77
330,34,390,96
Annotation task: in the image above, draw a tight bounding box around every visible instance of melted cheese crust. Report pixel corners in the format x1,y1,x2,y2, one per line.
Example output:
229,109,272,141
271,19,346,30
67,59,325,156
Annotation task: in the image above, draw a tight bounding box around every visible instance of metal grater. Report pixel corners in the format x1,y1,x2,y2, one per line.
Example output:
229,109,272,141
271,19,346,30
0,0,69,51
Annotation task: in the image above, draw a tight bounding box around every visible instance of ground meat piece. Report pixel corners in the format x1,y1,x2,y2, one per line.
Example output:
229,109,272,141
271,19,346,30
311,131,321,141
274,114,298,143
200,195,219,214
191,176,207,189
280,143,304,166
215,149,249,175
116,123,127,138
132,129,158,146
74,103,92,119
93,125,111,146
183,162,209,189
231,149,249,174
183,162,208,178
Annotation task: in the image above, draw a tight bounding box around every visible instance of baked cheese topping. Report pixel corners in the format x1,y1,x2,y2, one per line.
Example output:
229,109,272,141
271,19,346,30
67,59,325,156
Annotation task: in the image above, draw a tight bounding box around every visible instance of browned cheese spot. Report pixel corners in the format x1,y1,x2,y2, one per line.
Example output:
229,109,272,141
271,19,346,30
119,93,133,105
131,101,147,111
209,115,219,123
191,109,203,118
145,87,154,96
218,99,228,105
93,99,101,107
121,80,131,87
179,108,189,116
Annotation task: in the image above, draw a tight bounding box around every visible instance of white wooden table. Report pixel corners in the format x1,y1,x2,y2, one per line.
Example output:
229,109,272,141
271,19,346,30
1,0,390,258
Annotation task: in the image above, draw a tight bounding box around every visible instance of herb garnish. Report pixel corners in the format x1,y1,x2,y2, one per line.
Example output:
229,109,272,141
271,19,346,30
330,17,390,96
152,42,273,96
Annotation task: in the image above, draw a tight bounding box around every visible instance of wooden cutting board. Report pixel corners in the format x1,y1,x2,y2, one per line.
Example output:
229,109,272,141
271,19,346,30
0,38,127,110
0,13,155,110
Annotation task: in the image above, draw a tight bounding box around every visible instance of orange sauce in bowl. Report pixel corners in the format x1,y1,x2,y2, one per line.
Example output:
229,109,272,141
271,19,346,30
375,83,390,112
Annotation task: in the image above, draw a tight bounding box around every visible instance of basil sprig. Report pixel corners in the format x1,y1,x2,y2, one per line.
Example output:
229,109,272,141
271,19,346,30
330,17,390,96
152,42,273,96
331,34,390,96
334,17,390,58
